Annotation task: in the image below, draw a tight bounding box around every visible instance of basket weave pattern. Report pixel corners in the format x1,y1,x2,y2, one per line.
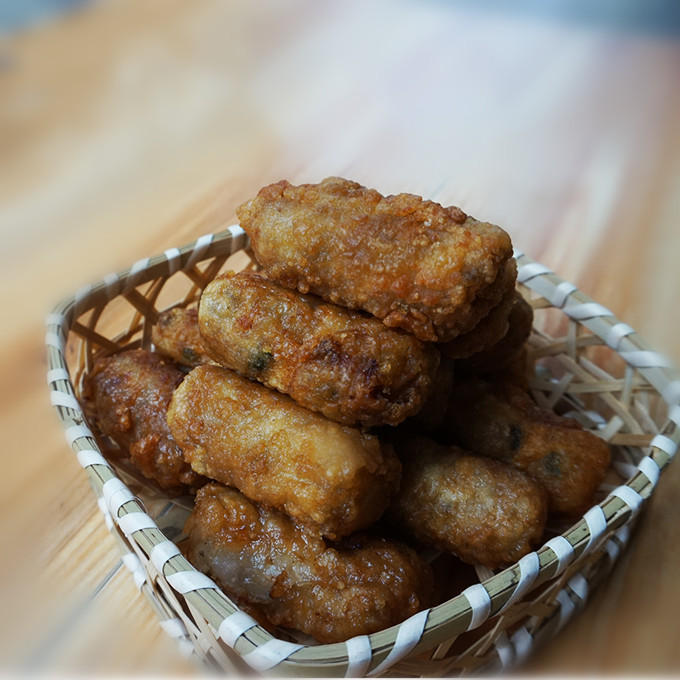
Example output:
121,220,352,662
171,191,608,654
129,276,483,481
46,226,680,676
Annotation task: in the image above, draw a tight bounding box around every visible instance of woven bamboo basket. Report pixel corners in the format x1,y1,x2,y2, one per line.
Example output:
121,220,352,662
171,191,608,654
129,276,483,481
46,224,680,676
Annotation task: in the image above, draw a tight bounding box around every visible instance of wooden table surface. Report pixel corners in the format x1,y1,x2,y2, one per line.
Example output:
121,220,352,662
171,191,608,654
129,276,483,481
2,0,679,674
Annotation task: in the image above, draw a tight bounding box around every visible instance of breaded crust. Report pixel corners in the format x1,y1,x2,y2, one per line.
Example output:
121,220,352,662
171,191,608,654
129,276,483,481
167,364,401,539
184,483,433,643
389,437,547,568
152,307,210,367
238,177,515,342
198,271,440,426
444,379,611,515
84,349,203,492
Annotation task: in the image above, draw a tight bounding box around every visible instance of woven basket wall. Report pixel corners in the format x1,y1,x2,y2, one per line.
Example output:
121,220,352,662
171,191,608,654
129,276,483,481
46,225,680,677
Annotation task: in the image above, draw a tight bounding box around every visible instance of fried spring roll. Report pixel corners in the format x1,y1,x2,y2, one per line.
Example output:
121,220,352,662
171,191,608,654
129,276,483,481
85,349,203,492
184,483,433,643
198,271,440,426
167,365,401,539
445,379,611,515
440,287,517,360
152,307,210,367
237,177,515,342
390,437,547,568
456,292,533,377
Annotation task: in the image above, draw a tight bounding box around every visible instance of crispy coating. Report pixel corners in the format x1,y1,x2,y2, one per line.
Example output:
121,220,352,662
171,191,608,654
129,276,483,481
444,379,611,515
84,349,203,492
152,307,210,367
198,271,440,426
237,177,515,342
167,365,401,539
389,437,547,568
439,284,516,360
184,483,434,643
457,291,533,376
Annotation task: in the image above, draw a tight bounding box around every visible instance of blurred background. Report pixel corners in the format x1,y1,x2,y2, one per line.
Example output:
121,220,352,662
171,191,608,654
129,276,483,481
1,0,679,675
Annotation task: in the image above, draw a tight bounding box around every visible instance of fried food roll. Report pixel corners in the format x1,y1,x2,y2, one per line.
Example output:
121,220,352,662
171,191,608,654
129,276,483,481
389,437,547,569
167,364,401,539
444,379,611,515
84,349,203,492
237,177,515,342
439,286,517,360
198,271,440,426
184,483,434,643
152,307,210,367
456,291,533,376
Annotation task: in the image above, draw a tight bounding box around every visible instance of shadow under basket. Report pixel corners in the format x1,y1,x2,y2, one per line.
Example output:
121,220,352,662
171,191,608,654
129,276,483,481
46,225,680,677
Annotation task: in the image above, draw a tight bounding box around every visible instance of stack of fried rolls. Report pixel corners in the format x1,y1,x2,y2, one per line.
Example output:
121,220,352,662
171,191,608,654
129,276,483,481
86,177,611,643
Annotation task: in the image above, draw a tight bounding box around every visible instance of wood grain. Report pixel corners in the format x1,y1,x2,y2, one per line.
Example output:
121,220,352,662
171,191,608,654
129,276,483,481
1,0,679,674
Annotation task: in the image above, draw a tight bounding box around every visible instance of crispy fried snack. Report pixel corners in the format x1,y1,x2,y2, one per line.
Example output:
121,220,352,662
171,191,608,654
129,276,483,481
198,271,440,426
184,483,434,643
456,291,533,376
389,437,547,568
237,177,515,342
152,307,210,367
167,364,401,539
84,349,203,492
439,285,516,360
444,379,611,515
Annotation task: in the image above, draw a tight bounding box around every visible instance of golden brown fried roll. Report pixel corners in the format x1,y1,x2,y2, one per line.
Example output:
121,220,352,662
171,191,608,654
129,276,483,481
457,291,533,376
439,285,516,360
444,379,611,515
84,349,203,492
184,483,433,643
167,364,401,539
237,177,515,342
152,307,210,367
389,437,547,569
198,271,440,426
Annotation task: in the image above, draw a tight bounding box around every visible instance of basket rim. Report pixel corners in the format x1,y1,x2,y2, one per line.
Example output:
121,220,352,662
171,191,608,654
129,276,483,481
45,225,680,676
